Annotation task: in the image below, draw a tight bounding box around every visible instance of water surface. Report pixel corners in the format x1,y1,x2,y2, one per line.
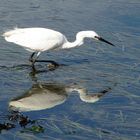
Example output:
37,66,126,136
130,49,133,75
0,0,140,140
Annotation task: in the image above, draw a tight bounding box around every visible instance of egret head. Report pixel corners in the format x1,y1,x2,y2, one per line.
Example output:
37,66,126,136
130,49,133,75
78,31,115,46
90,31,115,46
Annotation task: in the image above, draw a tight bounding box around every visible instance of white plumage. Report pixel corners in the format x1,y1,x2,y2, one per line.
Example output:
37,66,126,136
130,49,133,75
3,28,66,52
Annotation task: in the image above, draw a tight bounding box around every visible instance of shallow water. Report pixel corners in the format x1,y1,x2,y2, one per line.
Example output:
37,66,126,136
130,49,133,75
0,0,140,139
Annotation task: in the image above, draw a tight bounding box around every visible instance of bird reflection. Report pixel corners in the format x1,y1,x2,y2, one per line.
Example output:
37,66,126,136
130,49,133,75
9,82,112,112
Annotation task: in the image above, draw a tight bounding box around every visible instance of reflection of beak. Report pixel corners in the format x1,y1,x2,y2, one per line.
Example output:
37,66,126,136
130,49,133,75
95,36,115,46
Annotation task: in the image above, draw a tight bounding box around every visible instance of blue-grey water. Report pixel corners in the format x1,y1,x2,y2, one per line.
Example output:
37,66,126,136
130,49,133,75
0,0,140,140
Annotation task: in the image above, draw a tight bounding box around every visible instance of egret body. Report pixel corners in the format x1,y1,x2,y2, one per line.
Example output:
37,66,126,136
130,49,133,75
3,27,114,67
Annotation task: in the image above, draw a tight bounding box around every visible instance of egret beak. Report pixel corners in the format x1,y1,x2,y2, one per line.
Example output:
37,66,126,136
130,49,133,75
95,36,115,46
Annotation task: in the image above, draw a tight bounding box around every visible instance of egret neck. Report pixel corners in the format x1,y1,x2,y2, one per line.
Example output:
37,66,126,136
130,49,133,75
62,31,96,49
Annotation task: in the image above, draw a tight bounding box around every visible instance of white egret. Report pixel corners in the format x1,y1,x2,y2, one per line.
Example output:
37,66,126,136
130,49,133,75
3,27,114,67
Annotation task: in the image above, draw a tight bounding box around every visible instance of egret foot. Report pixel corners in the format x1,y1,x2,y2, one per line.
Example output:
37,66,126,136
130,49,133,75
47,62,59,70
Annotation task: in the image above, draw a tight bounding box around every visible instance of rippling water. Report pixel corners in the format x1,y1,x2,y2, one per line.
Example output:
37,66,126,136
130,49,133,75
0,0,140,140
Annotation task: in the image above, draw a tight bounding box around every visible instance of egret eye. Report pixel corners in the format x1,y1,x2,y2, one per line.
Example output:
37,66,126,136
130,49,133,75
94,36,99,39
94,36,100,40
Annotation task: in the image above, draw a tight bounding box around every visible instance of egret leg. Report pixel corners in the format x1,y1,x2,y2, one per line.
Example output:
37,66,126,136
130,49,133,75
29,52,36,63
29,52,41,65
29,52,37,70
29,52,59,69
